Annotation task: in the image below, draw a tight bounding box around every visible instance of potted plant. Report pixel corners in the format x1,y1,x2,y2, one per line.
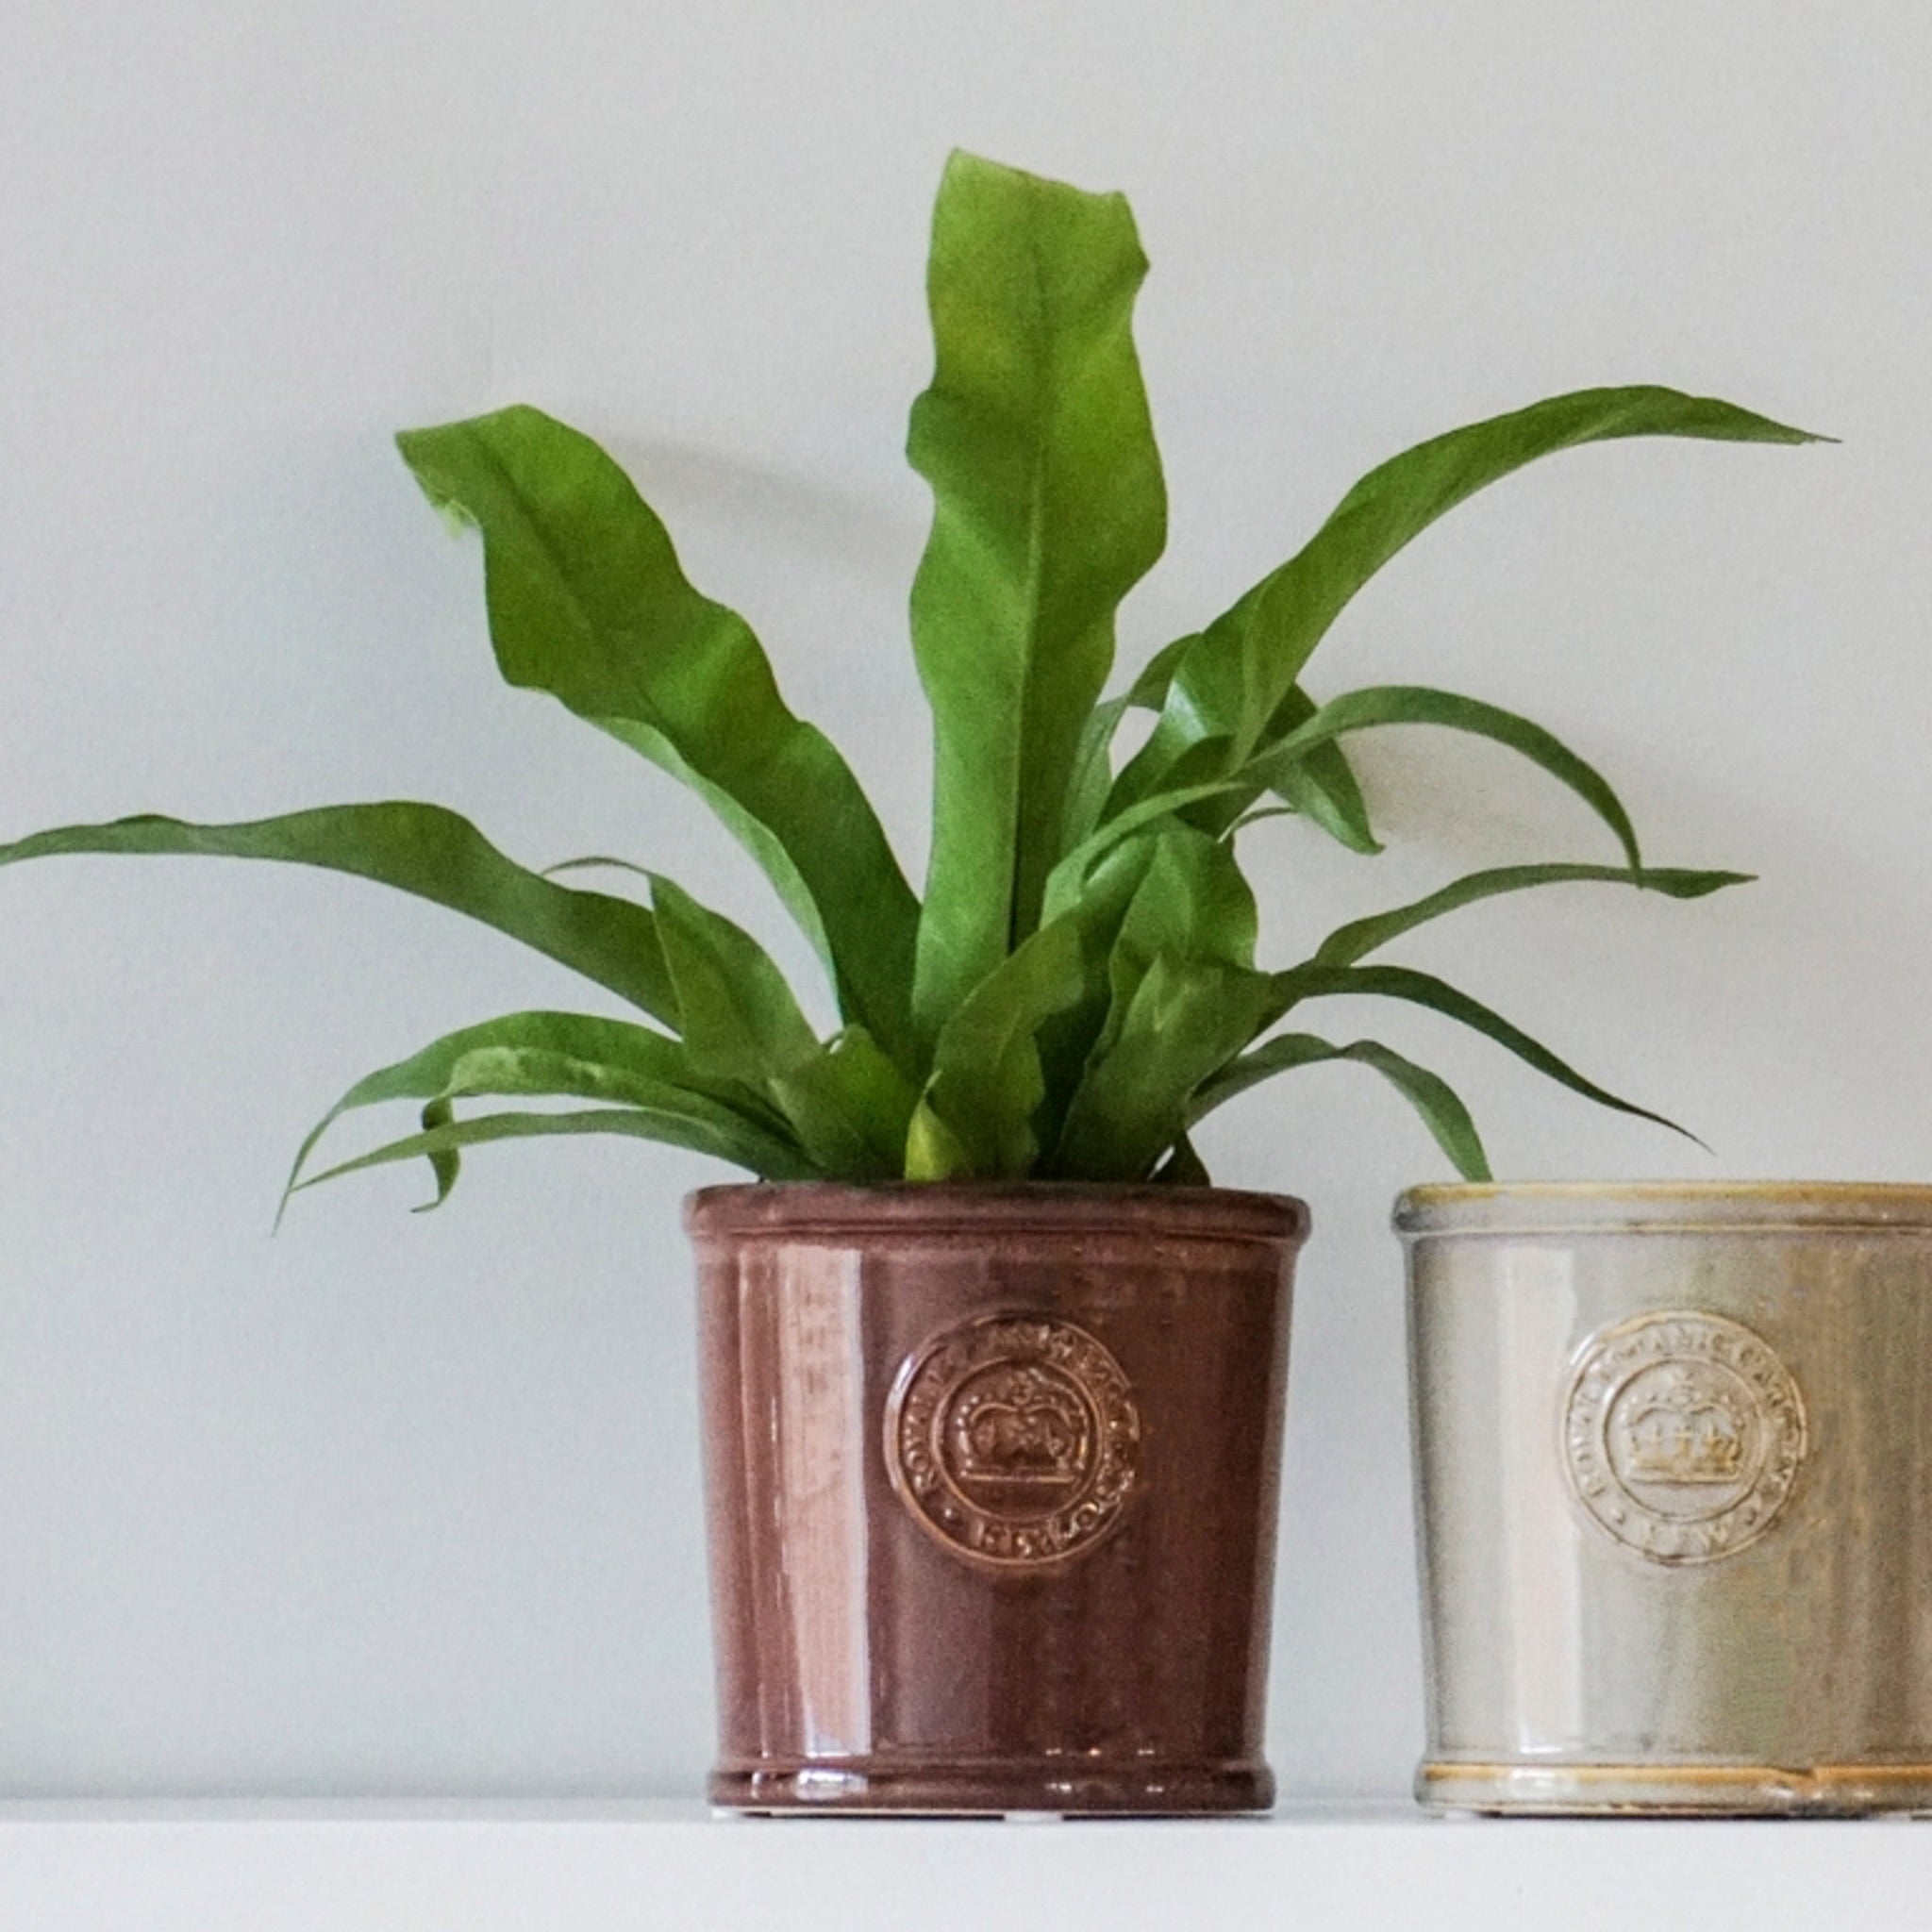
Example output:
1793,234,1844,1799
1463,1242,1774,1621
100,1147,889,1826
1400,1181,1932,1816
0,151,1820,1813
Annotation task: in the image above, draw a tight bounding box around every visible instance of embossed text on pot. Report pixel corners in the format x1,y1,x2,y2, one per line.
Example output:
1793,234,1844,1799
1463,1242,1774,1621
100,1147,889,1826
1400,1183,1932,1814
687,1182,1307,1815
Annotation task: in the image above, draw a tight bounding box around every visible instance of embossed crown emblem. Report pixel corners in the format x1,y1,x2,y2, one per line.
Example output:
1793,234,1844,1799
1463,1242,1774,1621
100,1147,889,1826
887,1312,1140,1570
1616,1366,1748,1485
1562,1310,1807,1566
946,1365,1088,1484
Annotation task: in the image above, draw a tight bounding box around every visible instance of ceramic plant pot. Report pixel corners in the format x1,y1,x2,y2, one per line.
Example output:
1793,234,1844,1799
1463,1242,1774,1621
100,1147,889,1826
1400,1182,1932,1815
687,1182,1307,1814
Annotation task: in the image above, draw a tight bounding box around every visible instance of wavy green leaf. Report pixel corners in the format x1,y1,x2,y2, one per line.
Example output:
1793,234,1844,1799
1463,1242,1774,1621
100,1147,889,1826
1311,862,1751,969
1119,652,1379,855
908,152,1167,1036
541,855,654,884
1252,686,1640,864
1077,824,1257,1082
649,875,820,1092
1046,830,1267,1177
1122,633,1197,710
280,1008,802,1217
771,1027,920,1182
1188,1030,1490,1180
1110,824,1258,974
1059,689,1139,858
1061,676,1379,859
1056,682,1641,893
1268,960,1697,1143
419,1097,459,1210
1051,954,1275,1180
647,878,924,1180
1023,830,1192,1158
908,917,1089,1179
1245,685,1380,853
1224,806,1301,840
1111,386,1826,806
396,406,920,1068
292,1105,809,1203
0,805,678,1025
1057,637,1225,857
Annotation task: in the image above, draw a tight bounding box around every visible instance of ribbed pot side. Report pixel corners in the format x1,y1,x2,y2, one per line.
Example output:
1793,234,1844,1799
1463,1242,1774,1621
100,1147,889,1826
686,1182,1307,1815
1400,1182,1932,1816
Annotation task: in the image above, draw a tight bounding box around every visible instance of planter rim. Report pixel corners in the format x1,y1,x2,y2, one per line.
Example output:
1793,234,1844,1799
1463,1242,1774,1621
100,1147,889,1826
685,1179,1307,1245
1395,1178,1932,1238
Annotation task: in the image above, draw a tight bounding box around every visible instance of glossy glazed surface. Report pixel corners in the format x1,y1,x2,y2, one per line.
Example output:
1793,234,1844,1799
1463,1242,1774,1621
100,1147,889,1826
689,1184,1306,1814
1403,1183,1932,1814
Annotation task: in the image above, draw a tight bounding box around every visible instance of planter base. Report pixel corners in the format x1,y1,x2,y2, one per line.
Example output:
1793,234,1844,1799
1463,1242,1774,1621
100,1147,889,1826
1419,1760,1932,1817
712,1759,1274,1816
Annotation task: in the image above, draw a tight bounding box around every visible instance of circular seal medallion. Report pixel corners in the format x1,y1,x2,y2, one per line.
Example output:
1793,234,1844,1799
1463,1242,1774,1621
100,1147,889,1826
884,1313,1141,1570
1560,1310,1807,1566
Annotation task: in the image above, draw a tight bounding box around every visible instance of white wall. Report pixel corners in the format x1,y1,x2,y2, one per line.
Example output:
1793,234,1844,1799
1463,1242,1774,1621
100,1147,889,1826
0,0,1924,1797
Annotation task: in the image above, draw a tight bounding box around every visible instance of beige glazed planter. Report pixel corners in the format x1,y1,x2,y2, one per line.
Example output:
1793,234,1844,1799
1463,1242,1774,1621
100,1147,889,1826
1401,1182,1932,1815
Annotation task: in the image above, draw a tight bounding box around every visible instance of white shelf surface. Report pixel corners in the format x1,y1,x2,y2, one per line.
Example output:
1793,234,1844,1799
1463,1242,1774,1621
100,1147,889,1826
0,1801,1926,1931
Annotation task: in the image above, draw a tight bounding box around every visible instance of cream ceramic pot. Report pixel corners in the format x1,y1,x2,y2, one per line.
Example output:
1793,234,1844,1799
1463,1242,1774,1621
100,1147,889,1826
1400,1182,1932,1815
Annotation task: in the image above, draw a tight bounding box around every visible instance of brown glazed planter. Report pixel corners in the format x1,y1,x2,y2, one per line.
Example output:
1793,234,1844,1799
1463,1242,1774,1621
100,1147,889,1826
687,1181,1308,1814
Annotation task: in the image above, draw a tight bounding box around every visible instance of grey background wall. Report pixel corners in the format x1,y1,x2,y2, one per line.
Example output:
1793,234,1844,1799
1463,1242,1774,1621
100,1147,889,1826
0,0,1924,1796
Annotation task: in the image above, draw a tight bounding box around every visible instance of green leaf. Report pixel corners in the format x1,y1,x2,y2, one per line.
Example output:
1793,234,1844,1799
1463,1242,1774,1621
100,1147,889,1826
1246,685,1380,854
0,805,678,1025
908,151,1168,1036
1058,682,1643,891
770,1027,920,1182
1123,686,1380,856
395,405,921,1069
541,855,654,884
1122,633,1197,710
1078,824,1257,1079
1044,769,1237,916
1057,637,1214,856
1118,653,1379,856
1047,833,1272,1175
646,877,924,1179
292,1106,809,1202
1255,686,1640,864
1059,689,1139,858
1268,960,1699,1144
1111,824,1258,974
1224,806,1301,839
909,916,1090,1179
905,829,1179,1180
1051,954,1276,1180
280,1008,811,1217
1113,385,1827,804
418,1097,459,1210
1188,1031,1490,1180
904,1103,975,1183
648,875,820,1091
1311,863,1752,969
1023,829,1188,1158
